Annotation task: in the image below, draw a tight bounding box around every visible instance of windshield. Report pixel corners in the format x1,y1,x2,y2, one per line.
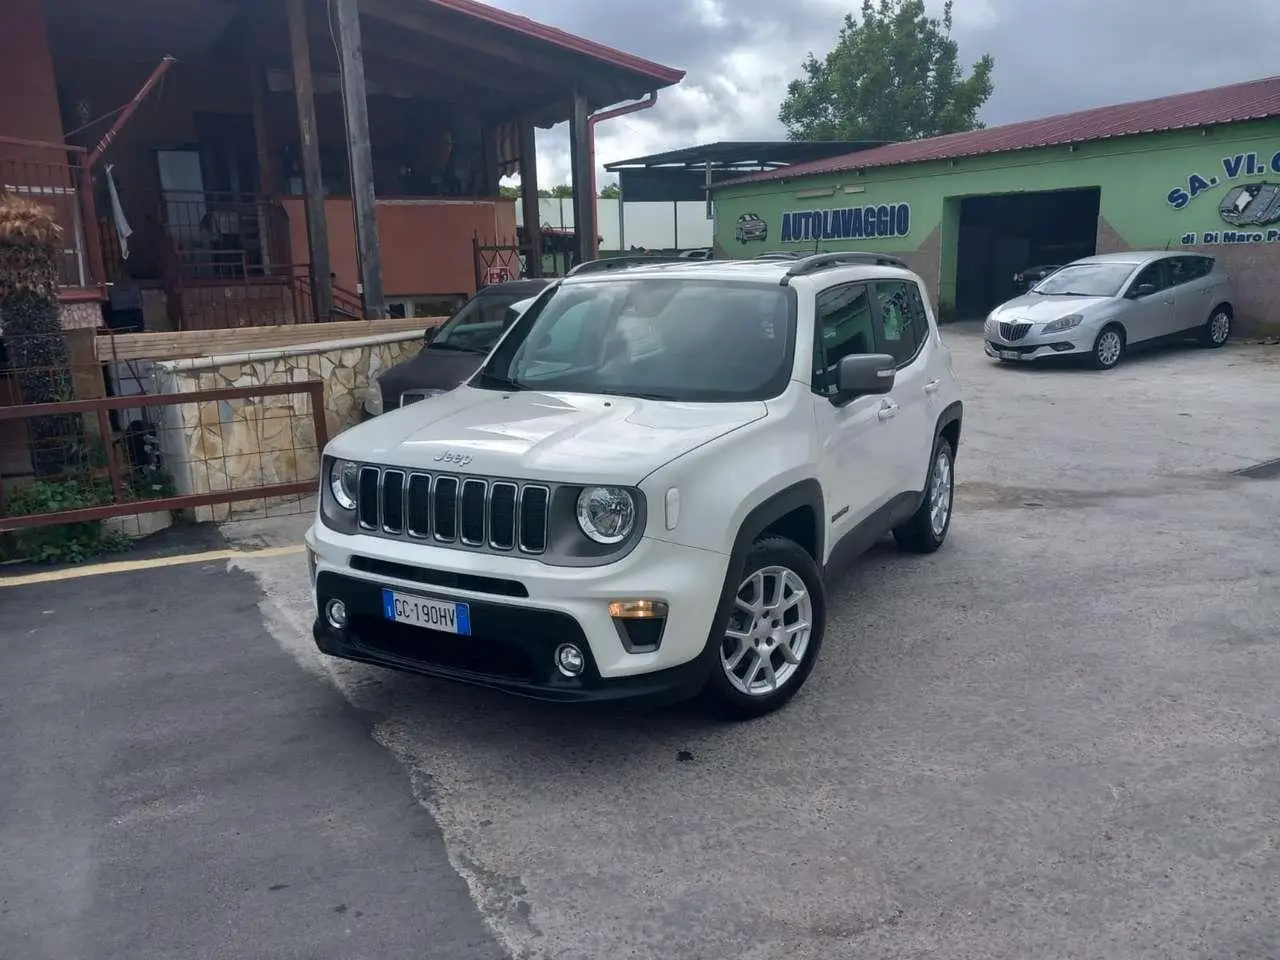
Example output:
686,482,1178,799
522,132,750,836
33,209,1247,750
475,277,797,402
430,291,530,352
1032,262,1135,297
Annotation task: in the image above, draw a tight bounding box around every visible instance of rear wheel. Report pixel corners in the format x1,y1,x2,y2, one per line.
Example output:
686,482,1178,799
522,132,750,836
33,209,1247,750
894,436,954,554
1199,305,1231,348
1090,325,1125,370
703,537,825,720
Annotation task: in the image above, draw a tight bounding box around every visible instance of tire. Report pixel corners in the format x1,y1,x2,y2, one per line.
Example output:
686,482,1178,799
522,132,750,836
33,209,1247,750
893,436,955,554
1198,305,1232,348
1090,324,1125,370
702,536,826,720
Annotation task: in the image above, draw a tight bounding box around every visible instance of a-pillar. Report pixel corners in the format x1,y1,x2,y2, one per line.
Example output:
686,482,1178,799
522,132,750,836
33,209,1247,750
517,120,542,278
284,0,332,320
567,89,595,266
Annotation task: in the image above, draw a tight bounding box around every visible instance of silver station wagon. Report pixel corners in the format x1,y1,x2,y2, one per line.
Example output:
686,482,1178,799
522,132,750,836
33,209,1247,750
984,251,1236,370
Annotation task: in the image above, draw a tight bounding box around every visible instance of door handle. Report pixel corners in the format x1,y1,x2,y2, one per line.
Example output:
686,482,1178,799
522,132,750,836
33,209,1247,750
924,378,941,394
877,398,899,421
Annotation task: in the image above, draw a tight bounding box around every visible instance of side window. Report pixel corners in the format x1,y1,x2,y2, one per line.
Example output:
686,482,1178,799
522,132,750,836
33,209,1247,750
872,280,927,366
1130,261,1168,295
811,283,873,397
1180,255,1212,280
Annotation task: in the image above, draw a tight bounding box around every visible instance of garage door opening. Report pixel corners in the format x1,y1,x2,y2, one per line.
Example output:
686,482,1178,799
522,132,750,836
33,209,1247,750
954,187,1101,318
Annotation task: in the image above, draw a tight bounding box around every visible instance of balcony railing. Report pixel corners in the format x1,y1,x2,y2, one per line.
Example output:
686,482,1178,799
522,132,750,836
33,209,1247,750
0,137,93,288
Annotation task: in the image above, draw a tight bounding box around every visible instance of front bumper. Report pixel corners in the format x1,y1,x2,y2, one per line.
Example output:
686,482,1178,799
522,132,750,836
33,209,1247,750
305,521,728,703
984,338,1082,361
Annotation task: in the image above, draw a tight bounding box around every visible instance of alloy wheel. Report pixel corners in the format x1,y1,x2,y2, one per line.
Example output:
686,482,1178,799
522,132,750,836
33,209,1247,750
1210,311,1231,344
720,566,813,697
1096,329,1122,367
929,447,953,538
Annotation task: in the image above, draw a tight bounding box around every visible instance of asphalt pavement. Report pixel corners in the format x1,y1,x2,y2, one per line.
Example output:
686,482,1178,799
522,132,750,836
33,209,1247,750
4,327,1280,959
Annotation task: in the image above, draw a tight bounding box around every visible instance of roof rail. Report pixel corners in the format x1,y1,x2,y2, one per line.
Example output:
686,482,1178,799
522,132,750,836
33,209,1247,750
779,251,908,284
565,254,687,276
754,251,802,260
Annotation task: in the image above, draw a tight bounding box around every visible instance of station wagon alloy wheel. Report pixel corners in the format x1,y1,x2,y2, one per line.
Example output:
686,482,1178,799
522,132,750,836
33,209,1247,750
721,565,813,697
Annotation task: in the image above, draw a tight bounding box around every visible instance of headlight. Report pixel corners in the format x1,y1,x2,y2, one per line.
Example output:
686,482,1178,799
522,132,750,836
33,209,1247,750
1042,314,1083,334
576,486,636,544
329,459,359,510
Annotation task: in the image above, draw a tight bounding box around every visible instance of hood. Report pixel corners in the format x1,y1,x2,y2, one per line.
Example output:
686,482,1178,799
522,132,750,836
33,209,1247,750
328,386,768,485
377,346,486,402
990,293,1111,322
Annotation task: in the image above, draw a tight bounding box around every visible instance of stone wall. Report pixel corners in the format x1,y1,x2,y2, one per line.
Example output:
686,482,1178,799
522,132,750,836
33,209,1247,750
151,331,422,521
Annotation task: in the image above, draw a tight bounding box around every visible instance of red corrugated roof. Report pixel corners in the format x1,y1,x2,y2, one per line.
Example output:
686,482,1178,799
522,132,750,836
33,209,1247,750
424,0,685,85
724,75,1280,187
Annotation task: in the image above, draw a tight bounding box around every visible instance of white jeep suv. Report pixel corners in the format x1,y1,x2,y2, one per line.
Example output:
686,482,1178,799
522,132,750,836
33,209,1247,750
306,253,964,718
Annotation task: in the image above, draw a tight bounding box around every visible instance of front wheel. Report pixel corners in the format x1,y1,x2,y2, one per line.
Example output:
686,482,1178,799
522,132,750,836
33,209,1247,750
1090,325,1125,370
702,537,826,720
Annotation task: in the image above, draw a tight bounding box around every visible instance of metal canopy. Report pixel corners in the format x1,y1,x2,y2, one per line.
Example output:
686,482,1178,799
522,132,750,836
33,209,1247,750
604,140,885,203
605,140,885,173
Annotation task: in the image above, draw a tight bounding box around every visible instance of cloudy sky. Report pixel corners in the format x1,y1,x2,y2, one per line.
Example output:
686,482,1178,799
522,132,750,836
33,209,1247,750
492,0,1278,189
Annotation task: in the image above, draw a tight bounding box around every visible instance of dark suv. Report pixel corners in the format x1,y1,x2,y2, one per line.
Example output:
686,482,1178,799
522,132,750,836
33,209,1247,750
367,278,551,417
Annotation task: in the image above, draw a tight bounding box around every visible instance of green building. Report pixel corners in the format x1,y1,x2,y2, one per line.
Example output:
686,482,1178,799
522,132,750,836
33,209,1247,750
712,75,1280,334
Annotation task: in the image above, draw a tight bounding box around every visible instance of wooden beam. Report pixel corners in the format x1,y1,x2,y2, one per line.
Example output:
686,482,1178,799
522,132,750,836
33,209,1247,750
285,0,333,321
567,89,594,266
518,119,541,278
333,0,385,318
360,0,620,87
352,20,521,93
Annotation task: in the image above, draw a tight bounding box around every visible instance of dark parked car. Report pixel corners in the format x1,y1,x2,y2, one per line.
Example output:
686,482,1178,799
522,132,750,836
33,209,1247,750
1012,263,1062,291
365,278,551,417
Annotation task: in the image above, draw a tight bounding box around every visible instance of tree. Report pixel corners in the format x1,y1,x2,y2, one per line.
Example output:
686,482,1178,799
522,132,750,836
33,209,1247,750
778,0,994,142
548,184,574,198
599,183,621,200
498,184,520,200
0,193,82,477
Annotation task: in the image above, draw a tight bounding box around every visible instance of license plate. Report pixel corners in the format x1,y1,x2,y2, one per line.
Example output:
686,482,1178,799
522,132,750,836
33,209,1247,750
999,350,1020,360
382,589,471,636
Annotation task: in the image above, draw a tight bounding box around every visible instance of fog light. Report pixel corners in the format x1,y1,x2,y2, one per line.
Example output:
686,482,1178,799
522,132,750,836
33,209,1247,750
555,643,585,678
325,599,348,630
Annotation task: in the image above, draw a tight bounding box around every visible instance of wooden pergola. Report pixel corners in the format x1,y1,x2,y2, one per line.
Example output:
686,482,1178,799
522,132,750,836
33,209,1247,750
43,0,684,314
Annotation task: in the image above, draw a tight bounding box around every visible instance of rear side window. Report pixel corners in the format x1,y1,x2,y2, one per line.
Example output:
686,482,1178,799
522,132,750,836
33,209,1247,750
1181,255,1214,280
871,280,928,366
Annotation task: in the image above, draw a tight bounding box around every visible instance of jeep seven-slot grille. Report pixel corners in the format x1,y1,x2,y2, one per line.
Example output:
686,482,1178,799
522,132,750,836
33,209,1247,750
357,467,550,554
998,321,1032,342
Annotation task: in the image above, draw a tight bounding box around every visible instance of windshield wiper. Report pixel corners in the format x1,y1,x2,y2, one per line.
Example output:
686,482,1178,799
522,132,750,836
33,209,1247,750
475,371,526,391
593,388,683,401
429,342,486,353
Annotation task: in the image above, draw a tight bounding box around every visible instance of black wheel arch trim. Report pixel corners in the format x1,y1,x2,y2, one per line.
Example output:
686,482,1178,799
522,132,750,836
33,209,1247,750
698,480,826,673
933,400,963,458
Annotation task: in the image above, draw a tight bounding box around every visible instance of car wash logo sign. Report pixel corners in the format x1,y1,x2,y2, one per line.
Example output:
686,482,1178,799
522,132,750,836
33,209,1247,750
1167,150,1280,245
779,202,911,244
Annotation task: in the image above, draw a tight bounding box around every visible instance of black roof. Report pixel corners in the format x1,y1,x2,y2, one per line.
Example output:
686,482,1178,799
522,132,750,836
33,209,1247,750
604,140,886,173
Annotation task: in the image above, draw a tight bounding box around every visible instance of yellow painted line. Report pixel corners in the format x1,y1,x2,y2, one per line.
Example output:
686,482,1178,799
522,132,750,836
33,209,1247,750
0,544,305,587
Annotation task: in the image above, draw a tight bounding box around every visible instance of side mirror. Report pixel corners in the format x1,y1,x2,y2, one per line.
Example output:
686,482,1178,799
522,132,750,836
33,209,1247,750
1131,283,1156,298
836,353,896,398
423,325,439,343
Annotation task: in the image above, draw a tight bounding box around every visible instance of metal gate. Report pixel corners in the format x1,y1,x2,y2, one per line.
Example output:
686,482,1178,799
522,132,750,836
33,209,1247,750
473,236,524,289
